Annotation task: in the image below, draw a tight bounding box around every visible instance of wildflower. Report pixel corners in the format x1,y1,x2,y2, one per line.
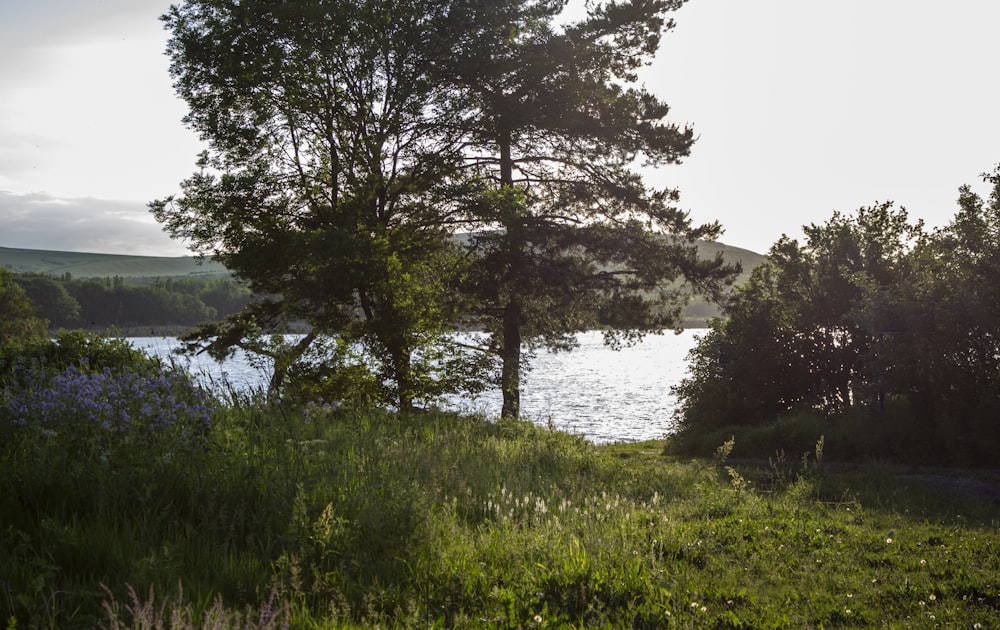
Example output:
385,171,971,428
699,606,707,613
533,614,542,624
886,537,893,544
928,594,936,601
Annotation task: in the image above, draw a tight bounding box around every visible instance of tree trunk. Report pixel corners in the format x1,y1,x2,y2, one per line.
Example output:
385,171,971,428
498,120,523,418
500,300,521,418
267,332,316,402
391,344,415,414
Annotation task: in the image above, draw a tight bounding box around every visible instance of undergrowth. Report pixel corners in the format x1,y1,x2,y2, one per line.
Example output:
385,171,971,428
2,357,998,628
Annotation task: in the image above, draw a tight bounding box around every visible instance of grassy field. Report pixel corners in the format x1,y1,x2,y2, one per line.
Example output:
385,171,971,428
2,380,997,628
0,246,230,279
0,241,761,283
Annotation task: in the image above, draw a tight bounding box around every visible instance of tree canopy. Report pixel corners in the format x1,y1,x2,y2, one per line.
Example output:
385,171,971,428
673,165,1000,465
154,0,491,409
433,0,737,416
153,0,737,412
0,268,48,359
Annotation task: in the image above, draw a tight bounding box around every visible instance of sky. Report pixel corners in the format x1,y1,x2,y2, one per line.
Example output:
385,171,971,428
1,0,998,257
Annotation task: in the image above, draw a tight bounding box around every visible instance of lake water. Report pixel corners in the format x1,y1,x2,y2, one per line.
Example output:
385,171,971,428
129,330,701,444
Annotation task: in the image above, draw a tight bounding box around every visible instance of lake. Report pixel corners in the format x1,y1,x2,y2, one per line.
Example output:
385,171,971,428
129,330,702,444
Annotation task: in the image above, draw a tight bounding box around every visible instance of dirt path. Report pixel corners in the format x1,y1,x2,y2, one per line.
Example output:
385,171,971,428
904,472,1000,504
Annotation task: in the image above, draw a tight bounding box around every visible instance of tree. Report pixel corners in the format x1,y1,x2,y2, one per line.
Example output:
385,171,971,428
673,168,1000,465
0,268,49,358
896,165,1000,459
153,0,493,409
673,203,925,430
434,0,738,417
14,274,81,328
154,0,735,414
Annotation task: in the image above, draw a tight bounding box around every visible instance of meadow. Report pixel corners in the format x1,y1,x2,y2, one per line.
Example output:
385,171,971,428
1,346,998,628
0,246,230,280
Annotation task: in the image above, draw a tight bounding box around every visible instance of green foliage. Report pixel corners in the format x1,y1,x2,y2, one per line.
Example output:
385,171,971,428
7,272,252,331
3,394,999,628
674,166,1000,465
435,0,739,416
0,268,48,357
62,277,219,328
13,275,80,328
153,0,737,414
3,330,162,381
154,0,499,411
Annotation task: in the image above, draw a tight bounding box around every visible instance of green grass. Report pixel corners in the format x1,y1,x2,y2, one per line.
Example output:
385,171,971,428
0,240,762,283
2,401,998,628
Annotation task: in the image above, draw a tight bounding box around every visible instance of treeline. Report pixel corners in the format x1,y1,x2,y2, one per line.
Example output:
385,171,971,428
11,274,252,330
672,166,1000,466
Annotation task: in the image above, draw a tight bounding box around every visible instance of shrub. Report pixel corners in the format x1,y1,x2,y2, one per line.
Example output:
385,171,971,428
2,363,212,457
0,267,48,358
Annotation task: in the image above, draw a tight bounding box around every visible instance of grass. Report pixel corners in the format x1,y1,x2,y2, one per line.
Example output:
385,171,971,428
0,246,230,279
0,241,761,283
2,390,999,628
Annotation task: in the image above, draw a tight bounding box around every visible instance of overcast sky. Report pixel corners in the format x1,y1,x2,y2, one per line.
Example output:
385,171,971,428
1,0,998,257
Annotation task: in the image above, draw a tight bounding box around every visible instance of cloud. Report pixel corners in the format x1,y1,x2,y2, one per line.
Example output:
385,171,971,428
0,0,204,202
0,1,168,89
0,190,189,257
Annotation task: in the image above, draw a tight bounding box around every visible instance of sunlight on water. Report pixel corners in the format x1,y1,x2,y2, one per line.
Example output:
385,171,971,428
130,330,701,444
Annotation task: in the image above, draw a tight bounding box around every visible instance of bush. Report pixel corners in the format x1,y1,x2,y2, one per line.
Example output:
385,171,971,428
2,363,212,457
0,267,48,358
673,169,1000,466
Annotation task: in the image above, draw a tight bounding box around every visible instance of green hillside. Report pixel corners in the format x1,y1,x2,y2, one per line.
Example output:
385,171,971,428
0,246,230,279
695,240,765,282
0,242,762,326
678,240,763,324
1,241,763,282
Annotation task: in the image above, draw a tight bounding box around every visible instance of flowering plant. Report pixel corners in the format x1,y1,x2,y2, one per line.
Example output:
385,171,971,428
2,363,213,462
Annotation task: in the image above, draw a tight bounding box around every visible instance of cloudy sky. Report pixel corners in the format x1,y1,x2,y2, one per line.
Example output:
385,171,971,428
1,0,998,257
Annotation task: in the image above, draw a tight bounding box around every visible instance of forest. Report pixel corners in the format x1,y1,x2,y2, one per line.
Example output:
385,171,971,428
10,273,252,331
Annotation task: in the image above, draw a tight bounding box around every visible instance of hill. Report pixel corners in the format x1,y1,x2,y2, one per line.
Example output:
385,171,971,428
0,246,230,279
0,242,763,326
1,240,763,282
679,240,764,324
694,239,765,281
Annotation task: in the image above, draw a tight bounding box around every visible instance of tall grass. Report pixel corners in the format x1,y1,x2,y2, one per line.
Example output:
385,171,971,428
2,368,999,628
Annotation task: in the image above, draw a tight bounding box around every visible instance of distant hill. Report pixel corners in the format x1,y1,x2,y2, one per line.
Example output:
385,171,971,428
673,240,763,325
2,241,764,280
0,241,764,326
693,240,764,283
0,246,230,279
